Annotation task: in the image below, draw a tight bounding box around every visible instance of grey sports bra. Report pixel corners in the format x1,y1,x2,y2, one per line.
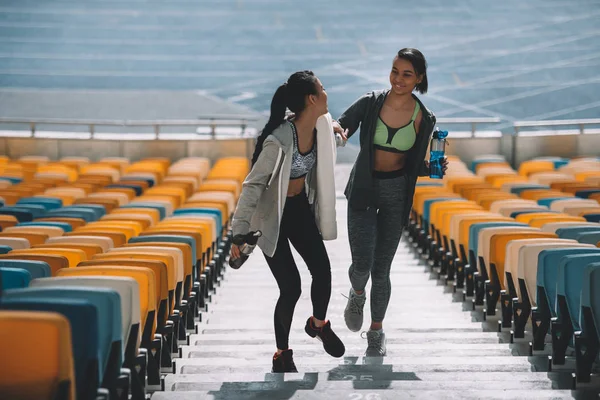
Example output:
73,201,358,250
289,121,316,180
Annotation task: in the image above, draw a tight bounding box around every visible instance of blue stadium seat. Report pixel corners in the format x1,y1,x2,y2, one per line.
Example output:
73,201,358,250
0,267,31,290
61,205,106,219
17,197,63,211
584,214,600,223
553,254,600,364
45,208,97,222
0,297,100,400
0,207,34,222
575,189,600,199
0,260,51,279
574,262,600,382
17,221,73,232
575,231,600,245
532,247,600,352
5,204,47,219
555,226,600,240
2,286,122,392
0,245,11,254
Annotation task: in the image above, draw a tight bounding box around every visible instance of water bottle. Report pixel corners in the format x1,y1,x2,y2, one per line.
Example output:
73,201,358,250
228,230,262,269
429,128,448,179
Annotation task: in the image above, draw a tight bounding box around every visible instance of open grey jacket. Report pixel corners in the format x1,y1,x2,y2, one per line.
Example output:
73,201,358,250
231,114,339,258
338,89,437,226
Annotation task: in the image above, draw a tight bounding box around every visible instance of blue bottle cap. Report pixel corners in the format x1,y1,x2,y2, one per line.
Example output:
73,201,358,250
433,128,448,139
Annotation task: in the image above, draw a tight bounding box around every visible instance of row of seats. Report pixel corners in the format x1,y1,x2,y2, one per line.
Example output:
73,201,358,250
0,155,249,400
407,154,600,385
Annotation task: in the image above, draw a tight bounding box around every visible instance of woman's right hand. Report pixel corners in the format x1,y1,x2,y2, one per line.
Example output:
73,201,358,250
230,244,241,260
229,244,241,260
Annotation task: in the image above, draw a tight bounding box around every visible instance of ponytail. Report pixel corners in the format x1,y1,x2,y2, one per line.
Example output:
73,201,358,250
251,83,288,166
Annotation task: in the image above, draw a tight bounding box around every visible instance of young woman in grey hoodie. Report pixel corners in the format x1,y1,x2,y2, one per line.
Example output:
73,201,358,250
230,70,346,373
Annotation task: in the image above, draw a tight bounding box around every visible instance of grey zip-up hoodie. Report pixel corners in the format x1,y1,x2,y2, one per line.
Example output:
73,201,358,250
231,114,339,258
338,89,437,226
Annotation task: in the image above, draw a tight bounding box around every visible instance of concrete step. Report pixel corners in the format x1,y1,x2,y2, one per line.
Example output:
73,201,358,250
163,379,564,392
179,347,515,358
175,356,539,374
162,371,570,385
188,331,507,345
151,389,580,400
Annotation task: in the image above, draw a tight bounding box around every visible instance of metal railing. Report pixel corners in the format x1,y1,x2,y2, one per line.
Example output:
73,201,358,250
0,116,599,139
436,117,501,136
0,114,260,139
513,118,600,136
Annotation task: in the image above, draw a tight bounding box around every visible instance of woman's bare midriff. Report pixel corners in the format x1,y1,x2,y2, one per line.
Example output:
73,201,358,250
287,177,306,197
374,149,407,172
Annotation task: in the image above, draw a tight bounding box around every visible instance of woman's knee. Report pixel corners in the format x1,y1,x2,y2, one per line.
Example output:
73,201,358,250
280,284,302,303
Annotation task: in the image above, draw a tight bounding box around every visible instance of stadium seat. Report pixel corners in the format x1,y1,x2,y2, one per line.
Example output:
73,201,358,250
0,311,76,400
0,296,100,400
0,259,51,279
532,247,600,352
574,263,600,382
552,254,600,365
0,267,32,290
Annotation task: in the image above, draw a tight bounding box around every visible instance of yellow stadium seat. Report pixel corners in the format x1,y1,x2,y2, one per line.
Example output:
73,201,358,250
0,311,75,400
9,248,87,268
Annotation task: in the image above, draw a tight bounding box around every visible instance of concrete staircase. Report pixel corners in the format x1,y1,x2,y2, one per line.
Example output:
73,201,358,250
152,167,594,400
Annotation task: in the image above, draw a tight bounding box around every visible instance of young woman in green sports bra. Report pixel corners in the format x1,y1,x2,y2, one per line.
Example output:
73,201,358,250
332,48,448,357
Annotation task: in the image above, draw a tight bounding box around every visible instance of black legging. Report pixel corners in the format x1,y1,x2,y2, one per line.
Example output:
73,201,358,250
263,190,332,350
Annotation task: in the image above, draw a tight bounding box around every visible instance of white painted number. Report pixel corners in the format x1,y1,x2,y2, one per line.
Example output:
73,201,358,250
348,393,381,400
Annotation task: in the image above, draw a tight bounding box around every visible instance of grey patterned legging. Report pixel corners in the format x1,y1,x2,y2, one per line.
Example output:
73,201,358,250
348,174,408,323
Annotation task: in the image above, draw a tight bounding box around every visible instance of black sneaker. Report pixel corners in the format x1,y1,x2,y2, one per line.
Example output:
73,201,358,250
304,317,345,358
272,349,298,373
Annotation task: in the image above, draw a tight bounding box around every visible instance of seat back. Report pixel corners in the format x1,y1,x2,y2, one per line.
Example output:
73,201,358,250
0,311,75,400
576,231,600,245
469,222,527,256
0,237,30,250
505,238,572,297
31,276,139,353
557,254,600,331
56,266,156,347
47,235,114,252
0,267,32,290
10,248,87,268
541,221,598,233
478,226,538,275
34,243,104,259
581,263,600,341
4,286,121,383
65,230,127,247
0,260,51,279
518,241,586,304
0,297,99,400
537,248,600,314
556,226,600,240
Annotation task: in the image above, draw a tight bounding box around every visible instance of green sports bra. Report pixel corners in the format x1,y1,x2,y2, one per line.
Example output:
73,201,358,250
373,102,420,153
